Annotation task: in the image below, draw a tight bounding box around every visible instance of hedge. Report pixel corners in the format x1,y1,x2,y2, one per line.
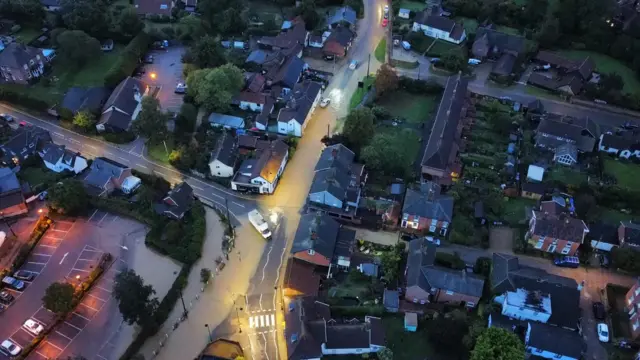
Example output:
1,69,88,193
104,32,151,88
434,252,466,270
0,87,52,109
398,77,443,94
10,216,52,274
103,131,137,144
330,305,384,317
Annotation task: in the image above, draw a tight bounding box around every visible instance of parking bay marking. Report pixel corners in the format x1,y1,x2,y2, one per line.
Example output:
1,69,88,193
45,340,64,351
64,322,82,331
59,252,69,265
55,331,73,341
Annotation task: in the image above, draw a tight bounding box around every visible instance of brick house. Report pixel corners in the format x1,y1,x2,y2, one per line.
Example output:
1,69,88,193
626,279,640,340
290,212,356,269
0,43,52,84
82,157,136,197
526,210,589,256
400,181,453,236
405,238,485,307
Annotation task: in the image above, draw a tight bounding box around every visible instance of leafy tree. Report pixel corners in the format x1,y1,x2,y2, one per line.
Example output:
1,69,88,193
375,64,399,98
60,0,110,37
178,15,208,41
377,348,393,360
72,111,97,132
473,257,492,277
535,17,561,48
471,327,525,360
113,269,159,326
427,309,470,355
611,247,640,274
42,282,75,314
187,64,244,112
486,111,513,136
200,268,212,284
169,144,197,170
379,244,402,282
0,0,45,23
575,193,601,223
197,0,245,32
114,7,144,39
218,7,247,35
296,0,320,30
132,97,169,143
342,107,375,152
48,179,89,215
186,35,227,69
57,30,102,68
174,103,198,142
441,51,468,73
361,129,416,177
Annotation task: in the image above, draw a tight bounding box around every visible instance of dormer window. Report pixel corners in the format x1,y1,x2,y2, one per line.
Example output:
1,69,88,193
29,60,34,66
307,249,315,255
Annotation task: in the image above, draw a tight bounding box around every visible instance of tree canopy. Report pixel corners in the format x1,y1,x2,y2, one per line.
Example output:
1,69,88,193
42,282,75,314
361,129,418,178
186,35,227,69
375,64,399,98
48,179,89,215
132,97,169,143
187,64,244,112
113,269,159,326
342,107,376,152
113,7,144,39
60,0,110,37
72,111,97,132
0,0,45,23
57,30,102,68
470,327,525,360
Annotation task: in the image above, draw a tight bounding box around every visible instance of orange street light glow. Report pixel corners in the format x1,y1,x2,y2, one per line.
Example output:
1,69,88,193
150,73,157,79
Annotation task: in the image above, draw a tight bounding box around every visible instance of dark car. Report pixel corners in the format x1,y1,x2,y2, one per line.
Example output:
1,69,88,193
0,291,14,305
323,55,335,61
13,270,35,281
143,55,154,64
593,302,606,320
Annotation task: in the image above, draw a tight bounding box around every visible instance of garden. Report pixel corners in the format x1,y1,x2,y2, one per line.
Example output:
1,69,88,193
604,157,640,190
375,90,439,124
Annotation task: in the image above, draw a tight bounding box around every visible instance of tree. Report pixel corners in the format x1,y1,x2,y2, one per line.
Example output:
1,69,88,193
72,111,97,132
380,244,402,282
48,179,89,215
361,129,417,177
114,7,144,39
441,51,467,73
174,103,198,142
375,64,399,98
0,0,45,23
187,64,244,112
57,30,102,67
113,269,159,326
377,348,393,360
342,107,376,152
218,7,248,35
42,282,75,314
200,268,212,284
426,309,470,355
186,35,227,69
132,97,169,143
575,193,600,223
169,144,197,170
471,327,525,360
296,0,320,30
60,0,110,37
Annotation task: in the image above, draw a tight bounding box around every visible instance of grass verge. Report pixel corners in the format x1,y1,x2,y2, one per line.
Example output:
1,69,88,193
349,75,375,110
391,58,419,69
375,38,387,63
146,138,175,165
604,157,639,190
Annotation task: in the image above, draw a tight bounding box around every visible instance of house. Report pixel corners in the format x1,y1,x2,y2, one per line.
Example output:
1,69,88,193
528,72,584,96
60,87,110,116
182,0,196,12
619,221,640,248
398,8,410,19
97,77,149,133
0,167,27,219
521,182,546,200
526,99,545,115
134,0,173,16
231,138,288,194
327,6,357,28
277,80,322,137
491,253,581,330
257,18,307,54
404,312,418,332
208,113,245,130
308,144,366,220
412,13,466,44
283,258,321,298
588,222,619,251
526,165,545,182
383,289,399,313
528,51,595,95
255,96,275,131
472,27,525,77
101,40,114,52
208,133,237,178
598,133,640,159
40,0,61,11
534,114,599,153
0,43,51,84
526,210,589,256
0,126,51,166
285,297,386,358
323,27,355,58
83,157,138,197
308,32,331,48
39,143,88,174
290,212,356,268
625,279,640,340
154,182,194,219
265,55,307,93
197,338,244,360
525,322,583,360
400,182,453,236
553,143,578,166
420,74,469,185
405,239,485,307
233,91,266,112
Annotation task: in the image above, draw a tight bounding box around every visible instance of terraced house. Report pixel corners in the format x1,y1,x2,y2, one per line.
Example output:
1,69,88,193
526,210,589,256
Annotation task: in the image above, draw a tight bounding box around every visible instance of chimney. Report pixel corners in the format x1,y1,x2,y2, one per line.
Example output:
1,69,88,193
331,147,338,159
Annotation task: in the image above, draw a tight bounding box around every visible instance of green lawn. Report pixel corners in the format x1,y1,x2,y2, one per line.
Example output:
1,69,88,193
382,316,435,359
375,38,387,63
400,0,427,11
524,84,559,99
557,50,640,95
604,158,639,189
15,27,43,44
376,91,439,124
456,17,478,34
349,75,375,110
496,25,521,35
248,0,285,25
547,165,588,185
18,167,64,189
147,138,175,165
502,198,537,224
601,208,638,223
427,38,465,57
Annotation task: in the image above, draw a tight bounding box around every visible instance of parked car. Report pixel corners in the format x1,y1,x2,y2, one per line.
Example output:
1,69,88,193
622,121,639,130
0,113,14,122
430,58,441,64
13,270,34,281
18,121,28,127
425,236,441,246
382,18,388,27
143,55,154,64
22,319,44,335
597,323,610,342
349,60,358,70
402,41,411,50
553,256,580,268
2,276,25,290
468,58,482,65
0,340,21,356
592,302,606,320
320,98,331,108
175,83,187,94
0,291,13,305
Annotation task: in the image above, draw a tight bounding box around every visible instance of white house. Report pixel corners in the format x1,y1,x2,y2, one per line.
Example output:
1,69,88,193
208,133,237,178
277,80,323,137
599,133,640,159
39,143,88,174
235,91,267,113
412,13,466,45
231,140,289,194
96,77,149,132
501,288,552,323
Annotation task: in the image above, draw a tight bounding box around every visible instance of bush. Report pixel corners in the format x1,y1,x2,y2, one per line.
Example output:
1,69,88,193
330,305,384,317
473,257,492,277
434,252,466,270
102,131,136,144
104,32,151,88
9,216,51,273
611,247,640,275
0,88,52,109
398,77,443,94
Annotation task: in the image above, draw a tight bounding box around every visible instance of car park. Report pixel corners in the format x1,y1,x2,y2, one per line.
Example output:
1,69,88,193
592,302,606,320
0,291,13,305
2,276,25,290
13,270,35,281
349,60,358,70
597,323,609,342
320,98,331,108
22,319,44,336
0,339,21,356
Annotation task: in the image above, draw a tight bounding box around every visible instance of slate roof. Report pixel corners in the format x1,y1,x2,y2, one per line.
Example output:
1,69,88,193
309,167,351,201
589,222,619,245
421,74,468,171
333,227,356,262
491,253,581,329
0,43,43,70
620,221,640,246
258,19,307,50
61,87,110,114
234,91,267,105
383,289,399,310
527,322,584,359
291,212,341,259
0,167,24,211
208,113,245,129
472,27,525,59
406,239,485,297
245,49,272,65
154,182,194,218
521,182,546,195
210,132,237,168
326,27,355,47
491,53,517,76
527,99,544,114
315,144,355,171
277,80,322,125
266,55,306,89
531,211,588,243
328,6,357,25
0,126,51,164
600,133,640,150
99,77,147,131
555,142,578,162
535,51,594,80
84,157,128,190
402,182,453,222
40,143,78,168
535,114,599,152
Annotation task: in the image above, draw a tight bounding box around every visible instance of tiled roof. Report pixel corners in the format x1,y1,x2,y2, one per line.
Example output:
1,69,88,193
402,182,453,222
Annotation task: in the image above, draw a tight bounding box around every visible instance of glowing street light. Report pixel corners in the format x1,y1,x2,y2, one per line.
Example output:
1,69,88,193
38,209,43,214
150,72,157,80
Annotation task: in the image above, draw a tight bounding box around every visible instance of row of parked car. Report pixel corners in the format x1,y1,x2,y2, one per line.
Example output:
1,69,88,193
0,270,38,356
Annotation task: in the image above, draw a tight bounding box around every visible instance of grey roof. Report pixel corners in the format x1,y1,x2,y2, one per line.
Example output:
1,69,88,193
491,253,581,329
621,221,640,246
309,167,351,201
99,77,147,130
0,167,20,193
358,263,378,277
600,133,640,150
527,322,584,358
210,132,237,167
521,182,546,195
278,81,322,125
333,227,355,261
291,213,341,259
491,53,517,76
407,239,484,297
154,182,194,218
402,182,453,222
61,87,109,114
0,126,51,164
266,55,306,89
246,49,270,64
535,114,599,152
84,157,128,189
326,27,355,47
421,74,468,171
0,43,43,70
208,113,245,129
40,143,77,167
383,289,399,309
527,99,544,113
315,144,355,171
472,27,525,59
328,6,357,25
40,0,60,6
555,142,578,161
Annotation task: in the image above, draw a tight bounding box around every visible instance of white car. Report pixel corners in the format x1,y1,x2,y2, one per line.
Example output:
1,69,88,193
597,323,609,342
349,60,358,70
425,236,441,246
23,319,44,335
0,113,14,122
384,4,389,12
0,339,21,356
320,98,331,108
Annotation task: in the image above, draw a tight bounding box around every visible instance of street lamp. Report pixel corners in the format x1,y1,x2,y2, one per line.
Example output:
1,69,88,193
204,324,212,343
150,72,157,80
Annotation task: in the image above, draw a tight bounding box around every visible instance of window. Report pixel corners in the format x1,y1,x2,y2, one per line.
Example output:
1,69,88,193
308,249,315,255
160,4,168,8
547,244,557,253
561,245,571,255
411,222,419,229
445,290,454,295
413,298,418,303
466,302,475,307
429,224,437,233
535,240,544,249
401,221,407,228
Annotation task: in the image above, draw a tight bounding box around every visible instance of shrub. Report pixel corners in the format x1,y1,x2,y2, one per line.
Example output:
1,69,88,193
0,88,52,109
398,77,443,94
102,131,136,144
434,252,466,270
473,257,492,277
104,32,151,88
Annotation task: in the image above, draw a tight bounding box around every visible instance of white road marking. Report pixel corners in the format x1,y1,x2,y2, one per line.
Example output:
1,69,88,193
27,262,47,266
36,350,50,358
87,293,107,302
96,286,112,293
59,252,69,265
45,341,63,351
259,315,265,328
32,253,52,257
117,157,129,162
153,170,168,177
137,164,148,169
96,355,108,360
249,316,255,328
55,330,73,340
232,202,245,208
88,209,98,222
86,145,97,150
38,244,57,249
270,314,275,327
71,268,91,273
191,185,204,191
104,151,114,156
53,132,65,138
97,213,108,224
79,302,100,311
64,321,82,331
72,312,91,321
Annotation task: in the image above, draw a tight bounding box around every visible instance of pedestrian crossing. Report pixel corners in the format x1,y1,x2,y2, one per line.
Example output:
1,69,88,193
249,313,276,329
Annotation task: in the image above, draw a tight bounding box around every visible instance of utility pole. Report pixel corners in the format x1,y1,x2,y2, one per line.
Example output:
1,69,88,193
418,63,421,80
224,198,233,237
327,123,330,138
367,53,371,77
179,288,188,318
204,324,213,343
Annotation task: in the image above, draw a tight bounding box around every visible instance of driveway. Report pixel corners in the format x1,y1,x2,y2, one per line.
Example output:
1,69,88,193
142,46,186,114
